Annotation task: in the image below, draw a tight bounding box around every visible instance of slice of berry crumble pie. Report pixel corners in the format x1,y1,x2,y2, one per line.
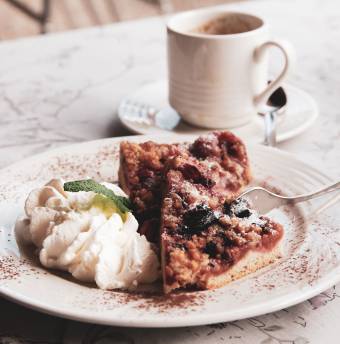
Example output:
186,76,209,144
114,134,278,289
119,131,283,293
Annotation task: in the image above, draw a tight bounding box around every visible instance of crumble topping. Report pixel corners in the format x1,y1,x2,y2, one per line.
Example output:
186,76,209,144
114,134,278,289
119,131,251,242
119,141,184,242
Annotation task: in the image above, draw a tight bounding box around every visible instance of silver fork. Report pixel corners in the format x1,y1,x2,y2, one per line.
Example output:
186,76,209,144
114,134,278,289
237,181,340,214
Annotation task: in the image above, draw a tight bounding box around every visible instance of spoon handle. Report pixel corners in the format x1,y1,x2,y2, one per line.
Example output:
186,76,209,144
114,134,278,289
264,111,277,146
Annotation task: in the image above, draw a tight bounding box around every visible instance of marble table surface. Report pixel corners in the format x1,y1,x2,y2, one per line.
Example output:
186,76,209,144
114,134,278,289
0,0,339,343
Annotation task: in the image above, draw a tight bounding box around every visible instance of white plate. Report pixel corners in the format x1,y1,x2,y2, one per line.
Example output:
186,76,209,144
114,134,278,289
118,80,318,143
0,135,339,328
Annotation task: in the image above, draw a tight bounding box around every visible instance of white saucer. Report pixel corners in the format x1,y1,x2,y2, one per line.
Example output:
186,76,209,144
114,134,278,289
118,80,318,143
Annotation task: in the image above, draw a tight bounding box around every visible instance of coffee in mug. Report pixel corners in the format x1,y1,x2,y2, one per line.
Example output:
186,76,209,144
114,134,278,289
193,13,258,35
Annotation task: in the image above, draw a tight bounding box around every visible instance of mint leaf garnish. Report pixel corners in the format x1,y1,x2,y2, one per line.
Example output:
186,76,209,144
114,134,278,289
64,179,132,213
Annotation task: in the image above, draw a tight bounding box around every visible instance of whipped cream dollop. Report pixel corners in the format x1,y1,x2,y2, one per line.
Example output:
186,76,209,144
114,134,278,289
15,179,160,290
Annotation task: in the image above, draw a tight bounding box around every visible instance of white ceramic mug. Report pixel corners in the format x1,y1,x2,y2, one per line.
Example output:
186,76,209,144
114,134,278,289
167,10,294,129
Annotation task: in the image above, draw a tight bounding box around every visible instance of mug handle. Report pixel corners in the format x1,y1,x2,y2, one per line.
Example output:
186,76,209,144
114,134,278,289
254,40,295,105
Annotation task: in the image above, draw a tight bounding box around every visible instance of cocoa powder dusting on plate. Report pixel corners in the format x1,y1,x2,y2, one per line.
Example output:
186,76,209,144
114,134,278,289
134,291,208,312
99,289,210,313
0,256,22,281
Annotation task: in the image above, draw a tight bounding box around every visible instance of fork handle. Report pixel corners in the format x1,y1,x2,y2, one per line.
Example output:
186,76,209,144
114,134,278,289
289,181,340,203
